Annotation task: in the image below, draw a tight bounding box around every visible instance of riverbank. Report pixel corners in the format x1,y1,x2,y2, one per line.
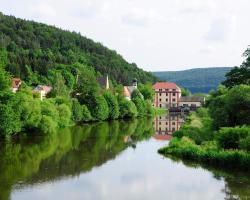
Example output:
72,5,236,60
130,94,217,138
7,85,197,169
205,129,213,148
158,108,250,171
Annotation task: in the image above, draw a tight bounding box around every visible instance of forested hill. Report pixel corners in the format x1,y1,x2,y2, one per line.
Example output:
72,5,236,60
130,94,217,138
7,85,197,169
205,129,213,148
153,67,232,93
0,13,157,85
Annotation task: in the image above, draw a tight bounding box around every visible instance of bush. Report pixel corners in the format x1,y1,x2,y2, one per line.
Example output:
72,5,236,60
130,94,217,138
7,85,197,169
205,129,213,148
172,130,185,138
132,97,146,117
81,105,92,121
119,99,138,118
38,115,57,134
217,127,249,149
85,93,109,121
240,136,250,151
104,92,119,119
71,99,83,122
57,104,71,127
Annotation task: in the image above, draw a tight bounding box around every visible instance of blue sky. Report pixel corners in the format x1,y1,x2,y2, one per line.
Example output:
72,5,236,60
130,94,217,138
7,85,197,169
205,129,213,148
1,0,250,71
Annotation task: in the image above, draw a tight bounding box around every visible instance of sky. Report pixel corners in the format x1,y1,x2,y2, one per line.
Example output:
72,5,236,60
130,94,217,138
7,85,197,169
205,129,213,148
1,0,250,71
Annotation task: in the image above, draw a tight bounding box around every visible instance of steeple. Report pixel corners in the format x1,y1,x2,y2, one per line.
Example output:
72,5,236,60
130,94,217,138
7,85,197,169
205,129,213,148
106,74,109,90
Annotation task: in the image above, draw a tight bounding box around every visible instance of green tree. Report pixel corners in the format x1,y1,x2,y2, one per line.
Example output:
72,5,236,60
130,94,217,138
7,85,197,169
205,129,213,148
0,68,11,92
81,105,92,121
119,99,138,118
85,92,109,121
71,99,83,122
138,83,154,101
104,92,119,119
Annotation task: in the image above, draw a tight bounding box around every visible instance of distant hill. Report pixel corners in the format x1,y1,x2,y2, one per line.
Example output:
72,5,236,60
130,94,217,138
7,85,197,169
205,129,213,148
0,12,157,85
153,67,232,93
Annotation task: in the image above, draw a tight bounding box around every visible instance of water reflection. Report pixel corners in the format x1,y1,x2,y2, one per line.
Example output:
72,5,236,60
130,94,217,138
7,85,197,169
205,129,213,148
153,113,185,141
0,117,249,200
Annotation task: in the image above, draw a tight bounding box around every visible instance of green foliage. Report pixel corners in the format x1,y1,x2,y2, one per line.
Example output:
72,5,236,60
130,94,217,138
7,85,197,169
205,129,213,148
57,104,72,127
81,105,92,121
0,68,11,91
154,67,232,93
217,127,249,149
85,93,109,121
181,87,191,96
131,89,143,100
39,115,57,134
71,99,83,122
138,83,155,101
240,136,250,151
119,99,138,118
223,47,250,88
0,13,157,85
132,97,146,117
158,137,250,171
103,92,119,119
209,85,250,128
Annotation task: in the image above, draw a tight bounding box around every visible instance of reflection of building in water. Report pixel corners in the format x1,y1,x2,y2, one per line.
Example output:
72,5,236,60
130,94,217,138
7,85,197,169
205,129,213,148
153,114,185,137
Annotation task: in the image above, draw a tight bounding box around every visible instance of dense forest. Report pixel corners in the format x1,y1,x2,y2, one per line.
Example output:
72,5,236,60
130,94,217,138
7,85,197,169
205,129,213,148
0,12,157,85
0,13,160,137
153,67,232,93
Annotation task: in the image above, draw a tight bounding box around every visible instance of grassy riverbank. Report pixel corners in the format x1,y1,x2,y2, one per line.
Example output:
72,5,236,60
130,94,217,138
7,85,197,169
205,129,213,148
158,108,250,171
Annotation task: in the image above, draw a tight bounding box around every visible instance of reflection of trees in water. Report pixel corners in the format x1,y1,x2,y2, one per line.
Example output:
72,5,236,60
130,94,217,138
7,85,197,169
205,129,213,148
0,118,154,200
165,155,250,200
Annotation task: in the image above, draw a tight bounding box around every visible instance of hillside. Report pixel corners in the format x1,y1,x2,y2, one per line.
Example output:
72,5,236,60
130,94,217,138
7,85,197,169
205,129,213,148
0,12,157,85
153,67,232,93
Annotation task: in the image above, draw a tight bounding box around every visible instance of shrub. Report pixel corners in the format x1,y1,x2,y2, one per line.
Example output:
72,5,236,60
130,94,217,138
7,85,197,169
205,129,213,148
71,99,83,122
119,99,138,118
85,93,109,121
38,115,57,134
104,92,119,119
217,127,249,149
145,100,154,116
172,130,185,139
81,105,92,121
240,136,250,151
57,104,71,127
132,97,146,117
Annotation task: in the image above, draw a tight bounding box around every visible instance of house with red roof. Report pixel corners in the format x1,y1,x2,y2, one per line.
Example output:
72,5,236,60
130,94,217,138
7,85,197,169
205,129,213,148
152,82,181,108
12,78,22,93
123,78,138,100
33,85,52,100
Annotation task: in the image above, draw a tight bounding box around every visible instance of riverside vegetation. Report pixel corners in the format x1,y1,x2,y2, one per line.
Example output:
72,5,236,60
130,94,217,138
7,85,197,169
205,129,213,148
0,13,162,137
159,46,250,171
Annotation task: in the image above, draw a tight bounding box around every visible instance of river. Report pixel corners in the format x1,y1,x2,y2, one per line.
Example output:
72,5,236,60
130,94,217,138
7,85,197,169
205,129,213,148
0,114,249,200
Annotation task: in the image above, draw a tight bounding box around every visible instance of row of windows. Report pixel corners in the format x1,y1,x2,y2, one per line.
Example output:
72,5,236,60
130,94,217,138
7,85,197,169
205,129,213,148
159,93,177,96
159,127,176,131
159,103,177,107
159,89,176,92
159,116,176,120
159,98,176,102
158,122,176,125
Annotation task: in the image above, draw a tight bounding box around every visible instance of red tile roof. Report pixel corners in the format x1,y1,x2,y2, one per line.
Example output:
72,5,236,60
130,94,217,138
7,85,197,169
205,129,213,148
153,82,179,90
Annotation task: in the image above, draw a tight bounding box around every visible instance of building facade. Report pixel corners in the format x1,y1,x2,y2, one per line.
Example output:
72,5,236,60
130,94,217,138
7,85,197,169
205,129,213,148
179,96,205,108
153,82,181,108
153,114,185,136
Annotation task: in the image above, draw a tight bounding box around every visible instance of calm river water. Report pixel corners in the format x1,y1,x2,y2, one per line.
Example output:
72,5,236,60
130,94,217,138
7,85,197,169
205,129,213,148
0,114,249,200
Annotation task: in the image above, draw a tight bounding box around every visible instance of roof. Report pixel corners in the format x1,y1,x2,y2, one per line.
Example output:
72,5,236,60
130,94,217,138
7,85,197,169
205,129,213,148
180,96,205,102
123,86,130,97
33,85,52,93
12,78,22,88
153,82,180,90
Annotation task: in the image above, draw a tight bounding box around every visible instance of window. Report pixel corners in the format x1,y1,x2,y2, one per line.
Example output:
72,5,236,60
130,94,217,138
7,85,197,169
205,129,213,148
166,98,168,102
159,89,162,91
172,122,175,125
159,122,161,125
173,98,176,102
159,104,162,107
159,116,161,119
173,89,176,91
159,98,162,102
165,89,169,92
159,127,161,131
172,127,176,131
165,127,168,131
166,122,168,125
159,93,162,96
173,93,176,96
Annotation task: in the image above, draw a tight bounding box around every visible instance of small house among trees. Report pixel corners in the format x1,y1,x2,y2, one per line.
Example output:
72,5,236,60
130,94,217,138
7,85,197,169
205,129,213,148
12,78,22,93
